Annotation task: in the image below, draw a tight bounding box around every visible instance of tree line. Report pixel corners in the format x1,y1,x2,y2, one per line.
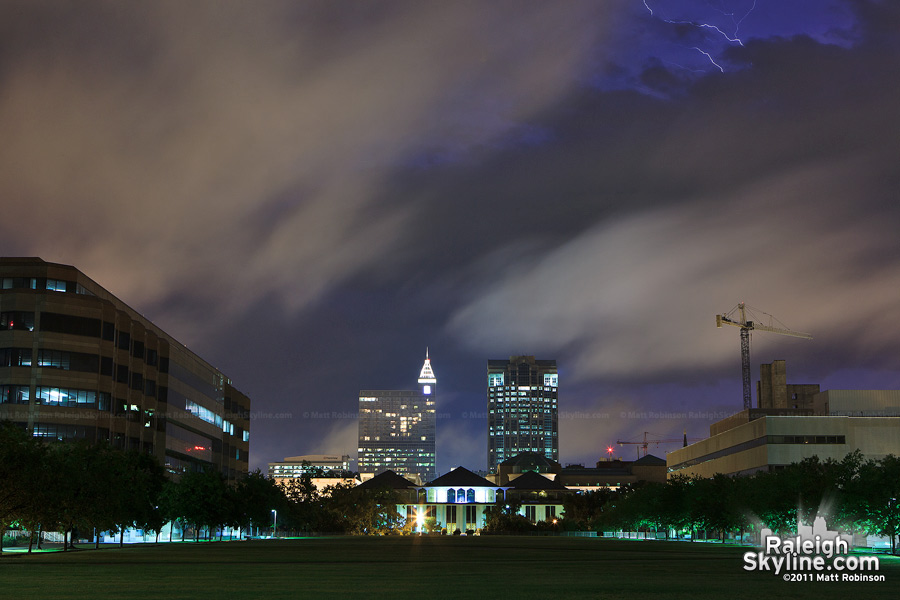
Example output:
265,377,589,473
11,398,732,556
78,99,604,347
3,419,899,553
555,452,900,553
0,421,410,552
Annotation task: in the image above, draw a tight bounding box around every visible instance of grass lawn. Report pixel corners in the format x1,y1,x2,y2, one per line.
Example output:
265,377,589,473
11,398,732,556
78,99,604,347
1,536,897,599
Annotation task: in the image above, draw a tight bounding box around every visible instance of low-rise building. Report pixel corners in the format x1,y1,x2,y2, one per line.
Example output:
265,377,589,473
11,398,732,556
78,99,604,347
489,450,666,490
360,465,569,533
667,389,900,479
559,455,667,490
268,454,357,491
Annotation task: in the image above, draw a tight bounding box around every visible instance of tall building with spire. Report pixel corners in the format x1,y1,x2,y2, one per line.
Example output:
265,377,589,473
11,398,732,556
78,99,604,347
357,350,436,483
487,356,558,472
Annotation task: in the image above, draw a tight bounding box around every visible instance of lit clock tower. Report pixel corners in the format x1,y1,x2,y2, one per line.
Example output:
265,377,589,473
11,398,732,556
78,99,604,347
418,348,437,397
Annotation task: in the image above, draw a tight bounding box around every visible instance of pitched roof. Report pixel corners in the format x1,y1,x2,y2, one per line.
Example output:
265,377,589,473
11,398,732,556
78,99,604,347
418,349,436,384
356,470,419,491
559,467,632,478
632,454,666,466
499,451,561,472
427,466,497,488
505,470,569,491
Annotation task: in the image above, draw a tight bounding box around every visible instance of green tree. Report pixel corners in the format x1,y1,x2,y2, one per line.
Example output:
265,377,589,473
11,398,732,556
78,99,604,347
121,450,167,544
848,455,900,554
327,484,403,535
177,469,231,541
561,488,614,531
688,474,748,542
0,422,43,554
235,470,286,537
482,499,534,534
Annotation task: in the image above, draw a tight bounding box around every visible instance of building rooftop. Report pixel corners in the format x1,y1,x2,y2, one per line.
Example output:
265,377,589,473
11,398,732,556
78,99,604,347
356,470,419,491
505,470,569,491
499,451,561,472
632,454,667,467
427,466,498,488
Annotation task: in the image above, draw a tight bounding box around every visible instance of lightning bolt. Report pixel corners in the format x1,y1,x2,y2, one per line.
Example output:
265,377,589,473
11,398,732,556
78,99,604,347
714,0,757,41
665,60,707,75
643,0,758,73
693,23,744,46
692,47,724,73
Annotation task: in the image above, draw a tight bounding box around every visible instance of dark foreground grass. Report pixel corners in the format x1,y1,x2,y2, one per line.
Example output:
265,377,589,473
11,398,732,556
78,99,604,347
1,536,897,600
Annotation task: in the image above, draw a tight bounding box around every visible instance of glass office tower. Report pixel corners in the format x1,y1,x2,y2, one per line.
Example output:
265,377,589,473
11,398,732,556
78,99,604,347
0,257,251,481
358,351,436,483
487,356,558,472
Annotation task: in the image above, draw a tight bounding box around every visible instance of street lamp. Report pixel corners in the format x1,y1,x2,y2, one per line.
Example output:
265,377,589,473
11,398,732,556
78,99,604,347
271,509,277,539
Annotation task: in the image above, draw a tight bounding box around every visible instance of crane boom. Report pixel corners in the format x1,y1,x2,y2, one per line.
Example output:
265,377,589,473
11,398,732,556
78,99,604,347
617,431,702,457
716,303,812,411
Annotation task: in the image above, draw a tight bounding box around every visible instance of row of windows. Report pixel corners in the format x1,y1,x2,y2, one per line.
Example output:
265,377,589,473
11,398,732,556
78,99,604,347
487,378,559,389
769,435,846,445
0,347,32,368
1,383,119,411
165,454,241,481
0,384,29,405
667,435,848,472
169,361,220,400
223,395,250,419
4,311,167,368
184,399,246,439
35,386,111,409
32,423,98,441
165,422,215,463
357,451,435,458
522,506,556,523
0,347,156,381
444,505,480,525
185,399,217,425
1,277,93,295
447,488,476,503
0,311,35,331
8,423,141,449
490,392,558,399
0,347,161,397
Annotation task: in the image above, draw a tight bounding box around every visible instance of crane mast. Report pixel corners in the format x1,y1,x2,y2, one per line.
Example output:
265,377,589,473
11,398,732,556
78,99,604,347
716,303,812,411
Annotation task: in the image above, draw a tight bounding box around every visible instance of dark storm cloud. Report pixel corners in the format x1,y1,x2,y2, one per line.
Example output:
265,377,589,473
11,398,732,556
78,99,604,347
2,1,898,471
0,0,610,341
447,3,900,393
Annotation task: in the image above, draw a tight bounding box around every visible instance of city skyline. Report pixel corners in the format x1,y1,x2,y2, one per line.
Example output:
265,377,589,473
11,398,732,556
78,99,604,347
2,2,899,474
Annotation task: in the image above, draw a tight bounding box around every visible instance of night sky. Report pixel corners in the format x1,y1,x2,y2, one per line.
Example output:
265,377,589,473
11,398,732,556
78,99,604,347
2,1,899,475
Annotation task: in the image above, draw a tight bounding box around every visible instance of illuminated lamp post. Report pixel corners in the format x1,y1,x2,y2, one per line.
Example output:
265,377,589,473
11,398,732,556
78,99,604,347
271,509,277,539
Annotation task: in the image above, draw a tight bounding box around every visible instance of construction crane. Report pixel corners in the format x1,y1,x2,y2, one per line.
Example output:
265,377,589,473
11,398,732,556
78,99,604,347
616,431,701,459
716,302,812,411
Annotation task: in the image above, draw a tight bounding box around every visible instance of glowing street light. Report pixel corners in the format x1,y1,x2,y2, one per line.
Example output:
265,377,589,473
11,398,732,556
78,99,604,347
271,509,277,539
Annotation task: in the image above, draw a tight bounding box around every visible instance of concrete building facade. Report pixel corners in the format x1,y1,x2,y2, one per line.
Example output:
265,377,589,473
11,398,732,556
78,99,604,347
757,359,820,410
0,257,250,481
668,389,900,479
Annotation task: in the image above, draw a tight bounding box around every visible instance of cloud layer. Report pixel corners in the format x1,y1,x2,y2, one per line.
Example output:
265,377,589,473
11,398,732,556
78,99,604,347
0,1,609,338
2,1,898,473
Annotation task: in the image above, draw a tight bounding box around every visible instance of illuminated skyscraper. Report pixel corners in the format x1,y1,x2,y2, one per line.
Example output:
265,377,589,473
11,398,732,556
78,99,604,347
357,351,436,483
487,356,558,472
